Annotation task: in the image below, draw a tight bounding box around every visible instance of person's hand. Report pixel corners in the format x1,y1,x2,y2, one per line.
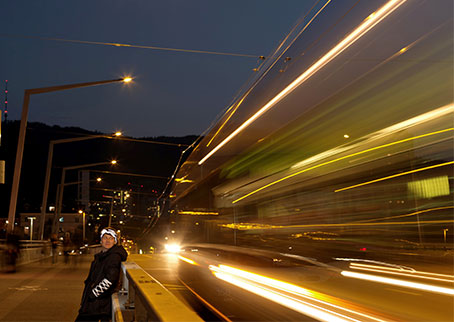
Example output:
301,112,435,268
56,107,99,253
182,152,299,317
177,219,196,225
88,290,97,300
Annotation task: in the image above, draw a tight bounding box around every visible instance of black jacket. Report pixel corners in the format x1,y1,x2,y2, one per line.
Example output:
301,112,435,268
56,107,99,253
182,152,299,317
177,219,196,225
78,245,128,316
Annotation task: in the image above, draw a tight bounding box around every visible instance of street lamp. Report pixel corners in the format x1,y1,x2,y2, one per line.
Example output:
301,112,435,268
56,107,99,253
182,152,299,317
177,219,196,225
78,210,86,242
38,132,124,240
28,216,36,240
7,77,132,234
53,160,117,234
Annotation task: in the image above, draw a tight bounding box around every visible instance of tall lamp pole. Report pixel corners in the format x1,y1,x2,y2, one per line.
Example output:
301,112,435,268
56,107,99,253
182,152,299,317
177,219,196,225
7,77,132,233
52,161,117,234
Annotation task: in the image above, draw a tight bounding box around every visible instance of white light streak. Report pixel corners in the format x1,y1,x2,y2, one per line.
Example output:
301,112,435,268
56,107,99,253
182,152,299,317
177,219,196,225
350,263,454,283
341,271,454,296
210,265,388,322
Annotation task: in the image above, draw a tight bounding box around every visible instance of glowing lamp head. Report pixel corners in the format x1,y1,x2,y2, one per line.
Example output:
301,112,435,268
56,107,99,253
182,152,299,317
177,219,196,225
114,131,122,137
111,160,117,165
123,77,132,83
96,177,102,182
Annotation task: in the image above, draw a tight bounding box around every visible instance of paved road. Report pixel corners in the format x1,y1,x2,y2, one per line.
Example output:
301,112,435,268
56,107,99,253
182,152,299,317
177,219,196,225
0,255,91,322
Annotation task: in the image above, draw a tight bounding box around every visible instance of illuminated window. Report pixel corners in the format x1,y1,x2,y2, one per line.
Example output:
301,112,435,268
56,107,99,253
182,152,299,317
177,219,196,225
408,176,450,198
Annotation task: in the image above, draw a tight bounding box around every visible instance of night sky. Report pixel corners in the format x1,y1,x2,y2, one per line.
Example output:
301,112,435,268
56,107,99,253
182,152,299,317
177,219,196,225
0,0,310,137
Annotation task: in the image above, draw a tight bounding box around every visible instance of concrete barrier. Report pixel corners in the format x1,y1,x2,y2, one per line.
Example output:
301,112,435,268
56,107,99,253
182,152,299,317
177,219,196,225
115,261,203,322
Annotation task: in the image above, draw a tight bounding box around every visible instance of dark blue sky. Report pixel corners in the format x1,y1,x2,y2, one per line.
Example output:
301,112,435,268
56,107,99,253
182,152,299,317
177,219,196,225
0,0,310,137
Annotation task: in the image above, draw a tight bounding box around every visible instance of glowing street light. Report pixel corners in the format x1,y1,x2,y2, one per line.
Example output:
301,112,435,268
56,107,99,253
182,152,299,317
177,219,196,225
8,77,132,234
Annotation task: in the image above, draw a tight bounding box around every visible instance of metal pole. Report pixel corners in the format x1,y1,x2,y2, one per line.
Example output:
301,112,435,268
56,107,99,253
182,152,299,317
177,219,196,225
53,169,66,234
30,217,34,240
39,141,55,240
108,198,114,227
52,184,61,235
7,91,30,233
83,212,86,242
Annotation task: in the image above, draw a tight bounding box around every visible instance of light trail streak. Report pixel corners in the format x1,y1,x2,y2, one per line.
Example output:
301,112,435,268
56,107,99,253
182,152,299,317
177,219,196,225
177,255,199,266
210,265,389,322
291,105,454,170
232,126,453,203
334,161,454,192
178,278,232,322
178,211,219,215
219,219,454,230
352,206,454,223
341,271,454,296
205,0,333,148
199,0,408,165
350,263,454,283
206,96,246,147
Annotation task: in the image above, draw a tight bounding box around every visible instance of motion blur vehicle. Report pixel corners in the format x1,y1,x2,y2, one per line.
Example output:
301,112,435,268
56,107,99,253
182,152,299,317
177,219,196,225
160,0,453,321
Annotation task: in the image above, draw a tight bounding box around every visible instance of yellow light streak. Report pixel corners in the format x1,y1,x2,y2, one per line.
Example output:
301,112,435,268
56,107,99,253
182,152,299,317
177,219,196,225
178,255,199,266
219,219,454,230
206,96,246,147
292,105,453,170
210,265,388,322
175,176,194,183
353,206,454,223
178,211,219,216
233,128,453,203
199,0,407,166
350,263,454,283
335,161,454,192
219,223,283,230
178,278,232,322
341,271,454,295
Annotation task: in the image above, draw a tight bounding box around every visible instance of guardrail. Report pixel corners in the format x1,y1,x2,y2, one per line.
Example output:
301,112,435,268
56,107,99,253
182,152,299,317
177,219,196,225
113,261,203,322
0,240,102,272
0,240,52,271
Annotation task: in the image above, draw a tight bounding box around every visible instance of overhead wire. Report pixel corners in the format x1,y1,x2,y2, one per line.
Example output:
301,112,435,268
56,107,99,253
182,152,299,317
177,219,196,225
0,33,260,58
202,0,331,148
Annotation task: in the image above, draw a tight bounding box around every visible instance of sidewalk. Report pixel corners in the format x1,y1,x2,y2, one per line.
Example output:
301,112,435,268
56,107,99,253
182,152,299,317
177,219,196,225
0,255,91,321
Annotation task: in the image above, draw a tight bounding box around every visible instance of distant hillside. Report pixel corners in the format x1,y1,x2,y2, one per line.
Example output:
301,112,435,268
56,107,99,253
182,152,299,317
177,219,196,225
0,121,198,218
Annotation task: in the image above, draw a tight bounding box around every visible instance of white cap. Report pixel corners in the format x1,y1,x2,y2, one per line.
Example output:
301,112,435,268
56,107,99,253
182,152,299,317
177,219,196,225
100,228,117,243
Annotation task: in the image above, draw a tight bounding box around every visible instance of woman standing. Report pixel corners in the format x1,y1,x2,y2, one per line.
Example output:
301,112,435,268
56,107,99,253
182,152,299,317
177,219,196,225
76,227,127,321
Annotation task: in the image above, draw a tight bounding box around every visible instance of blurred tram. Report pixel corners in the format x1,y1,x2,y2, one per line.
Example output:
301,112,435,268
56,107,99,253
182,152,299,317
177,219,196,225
161,0,453,321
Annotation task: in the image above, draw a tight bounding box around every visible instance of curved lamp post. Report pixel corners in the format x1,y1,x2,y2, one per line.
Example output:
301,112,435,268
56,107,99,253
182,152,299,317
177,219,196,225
52,160,117,234
7,77,132,233
38,133,122,240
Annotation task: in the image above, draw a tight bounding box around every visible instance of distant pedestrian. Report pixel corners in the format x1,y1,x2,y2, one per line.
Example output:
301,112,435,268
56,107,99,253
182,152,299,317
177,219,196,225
4,230,20,273
75,227,127,322
50,234,59,264
63,233,73,264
